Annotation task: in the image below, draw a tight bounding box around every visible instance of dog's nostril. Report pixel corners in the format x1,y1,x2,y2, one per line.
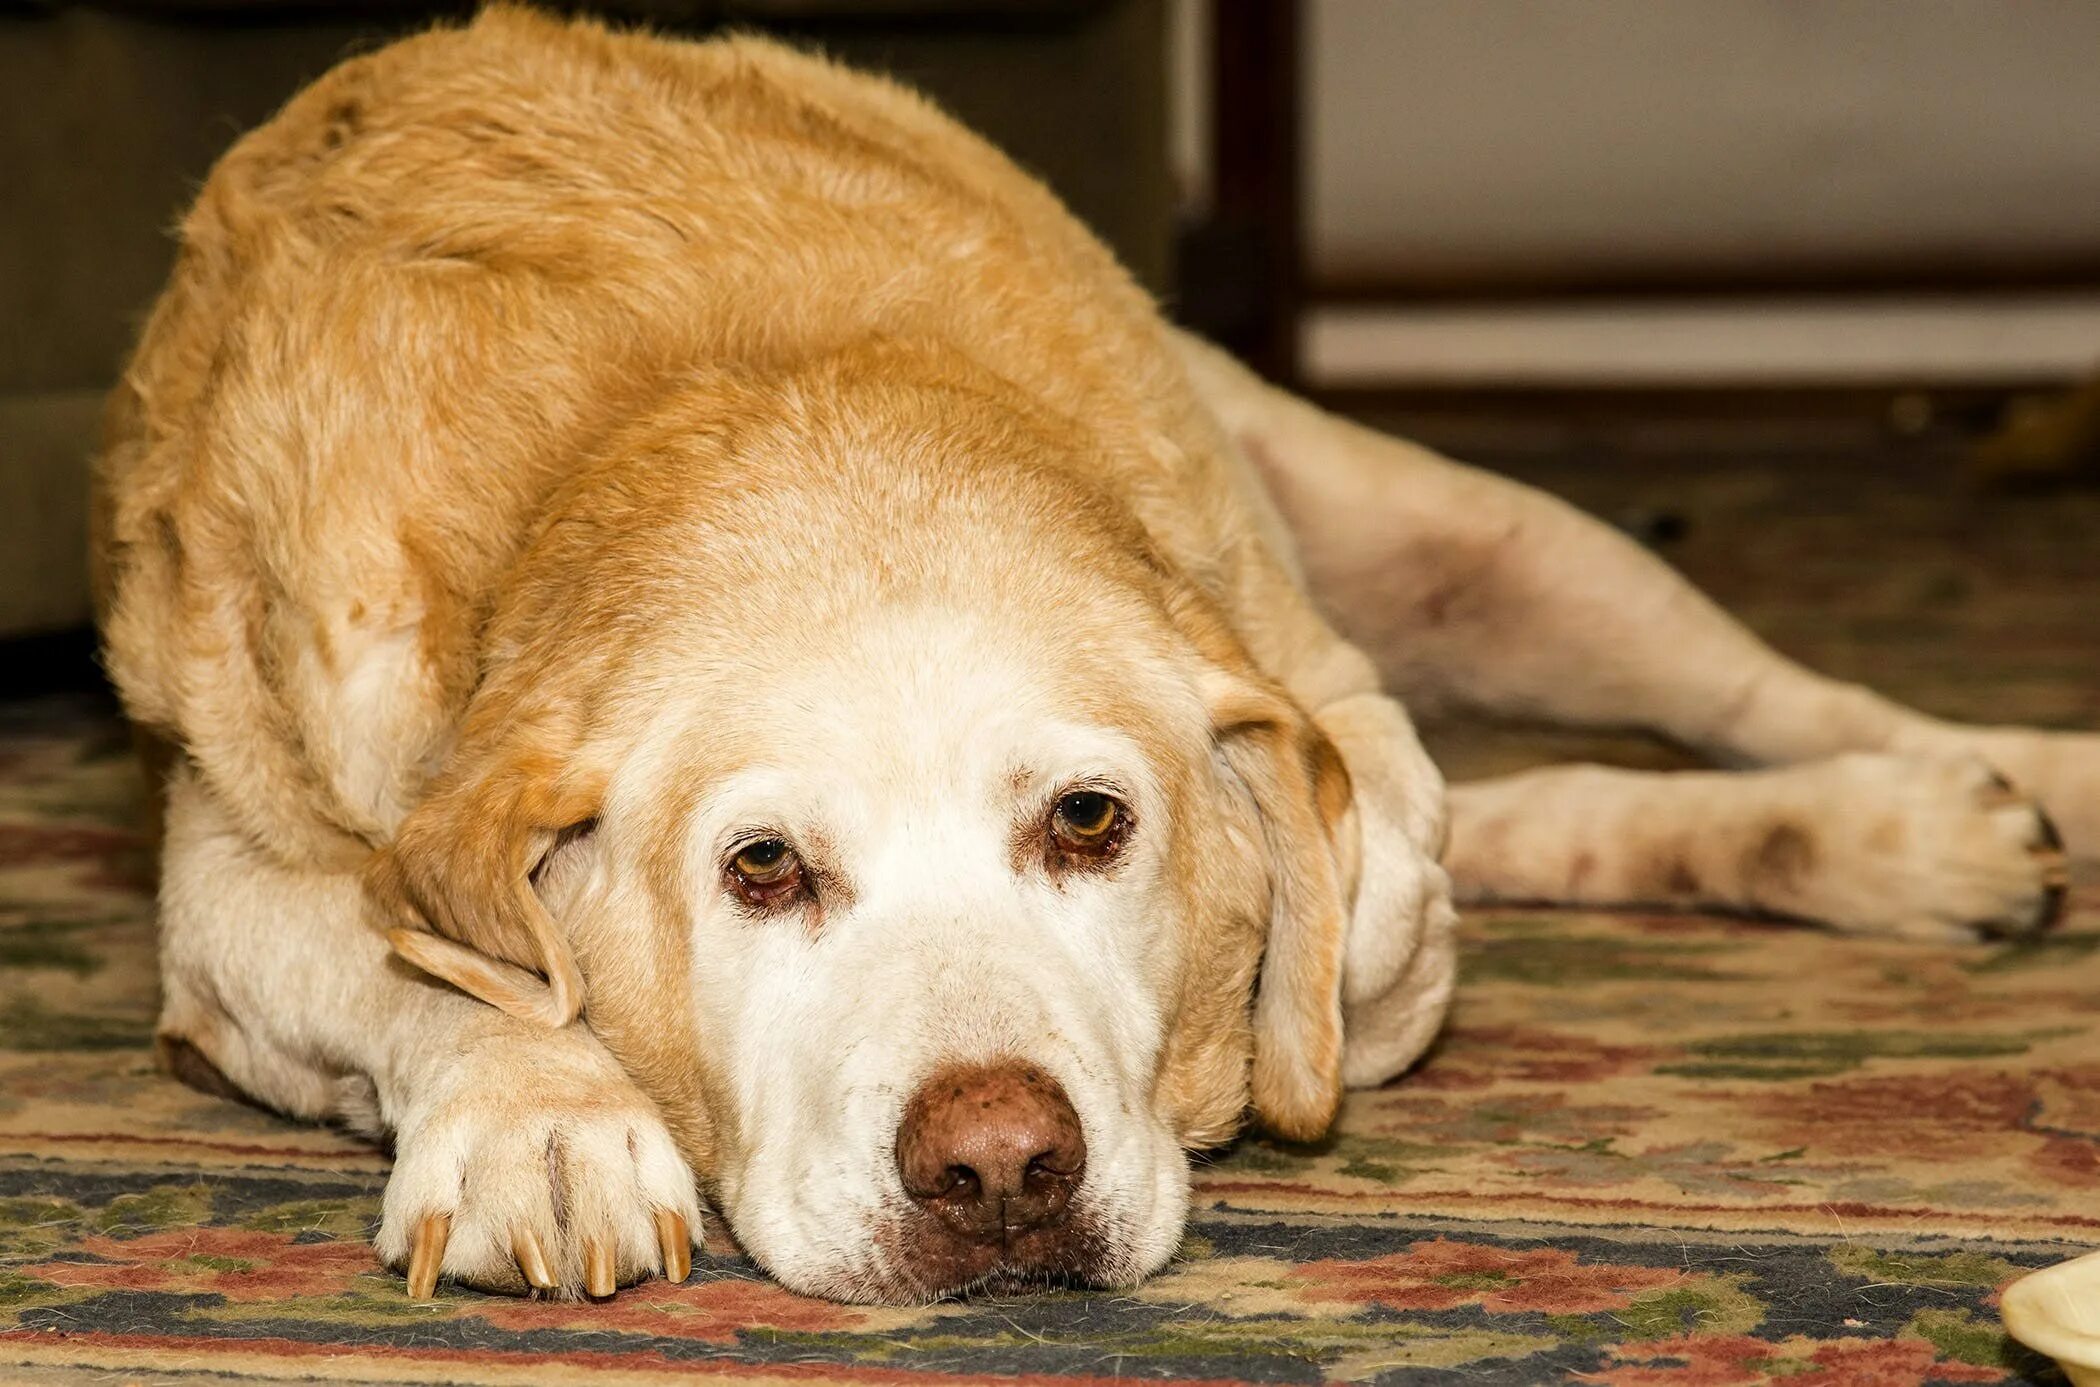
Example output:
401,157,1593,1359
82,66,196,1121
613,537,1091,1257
896,1059,1087,1244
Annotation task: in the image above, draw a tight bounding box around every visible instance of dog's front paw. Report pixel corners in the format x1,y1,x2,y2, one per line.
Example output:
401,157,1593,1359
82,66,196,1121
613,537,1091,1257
375,1040,701,1300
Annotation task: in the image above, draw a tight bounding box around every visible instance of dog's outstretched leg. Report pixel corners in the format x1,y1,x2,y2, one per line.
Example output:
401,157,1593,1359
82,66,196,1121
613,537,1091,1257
1445,755,2067,939
1175,331,2100,851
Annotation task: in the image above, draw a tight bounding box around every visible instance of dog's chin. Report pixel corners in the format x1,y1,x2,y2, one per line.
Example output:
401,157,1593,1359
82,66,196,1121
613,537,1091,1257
880,1205,1114,1303
760,1204,1144,1305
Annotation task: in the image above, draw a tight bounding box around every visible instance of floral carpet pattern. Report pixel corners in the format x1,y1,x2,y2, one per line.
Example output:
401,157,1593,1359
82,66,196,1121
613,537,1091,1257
4,453,2098,1384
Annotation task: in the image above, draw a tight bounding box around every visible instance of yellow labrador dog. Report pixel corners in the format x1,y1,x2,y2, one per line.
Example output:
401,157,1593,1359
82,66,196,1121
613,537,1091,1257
93,8,2087,1305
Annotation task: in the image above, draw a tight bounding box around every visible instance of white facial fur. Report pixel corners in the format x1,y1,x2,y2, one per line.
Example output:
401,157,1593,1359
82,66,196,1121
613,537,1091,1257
622,606,1202,1301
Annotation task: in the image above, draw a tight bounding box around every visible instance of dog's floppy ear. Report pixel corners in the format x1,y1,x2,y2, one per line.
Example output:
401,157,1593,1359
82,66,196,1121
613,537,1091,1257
1204,668,1357,1143
1313,693,1460,1091
366,715,601,1028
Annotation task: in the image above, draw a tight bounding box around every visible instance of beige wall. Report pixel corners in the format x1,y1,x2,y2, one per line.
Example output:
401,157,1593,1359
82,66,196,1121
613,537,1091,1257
1306,0,2100,285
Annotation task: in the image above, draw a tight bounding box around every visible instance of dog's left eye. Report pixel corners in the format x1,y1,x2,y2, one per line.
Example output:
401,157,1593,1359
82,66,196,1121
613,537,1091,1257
1050,790,1126,860
727,837,806,907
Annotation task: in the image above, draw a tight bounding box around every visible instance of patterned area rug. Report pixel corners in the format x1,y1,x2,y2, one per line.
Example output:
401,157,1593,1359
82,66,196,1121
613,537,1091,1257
4,448,2098,1385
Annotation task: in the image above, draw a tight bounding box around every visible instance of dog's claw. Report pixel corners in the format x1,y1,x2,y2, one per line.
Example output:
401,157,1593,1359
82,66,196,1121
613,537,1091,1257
656,1209,691,1284
512,1227,557,1290
584,1238,616,1298
407,1212,449,1299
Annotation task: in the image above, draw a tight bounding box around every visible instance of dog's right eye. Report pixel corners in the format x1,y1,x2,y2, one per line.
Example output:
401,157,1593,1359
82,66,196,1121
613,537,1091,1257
728,837,806,908
1049,790,1128,864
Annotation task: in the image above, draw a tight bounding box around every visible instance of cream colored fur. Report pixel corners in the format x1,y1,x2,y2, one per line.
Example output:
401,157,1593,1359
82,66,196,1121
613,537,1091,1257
93,7,2088,1306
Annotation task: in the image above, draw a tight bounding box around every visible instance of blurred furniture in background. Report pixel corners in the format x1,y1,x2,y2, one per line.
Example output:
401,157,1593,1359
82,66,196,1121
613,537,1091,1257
1169,0,1297,382
1175,0,2100,457
0,0,1171,645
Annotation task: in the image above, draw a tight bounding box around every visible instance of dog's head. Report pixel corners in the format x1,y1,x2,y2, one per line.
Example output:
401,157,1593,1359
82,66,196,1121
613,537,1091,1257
369,345,1449,1301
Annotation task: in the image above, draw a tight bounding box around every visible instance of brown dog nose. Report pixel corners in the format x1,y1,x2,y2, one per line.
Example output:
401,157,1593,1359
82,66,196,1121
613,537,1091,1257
896,1060,1086,1242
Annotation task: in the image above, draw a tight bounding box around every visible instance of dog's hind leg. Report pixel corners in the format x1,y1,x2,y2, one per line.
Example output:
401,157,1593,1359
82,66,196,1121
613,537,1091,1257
1175,331,2100,850
1445,754,2068,940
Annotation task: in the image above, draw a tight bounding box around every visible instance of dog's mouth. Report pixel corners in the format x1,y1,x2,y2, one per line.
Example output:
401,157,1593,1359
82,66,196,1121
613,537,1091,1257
709,1180,1127,1304
869,1204,1113,1302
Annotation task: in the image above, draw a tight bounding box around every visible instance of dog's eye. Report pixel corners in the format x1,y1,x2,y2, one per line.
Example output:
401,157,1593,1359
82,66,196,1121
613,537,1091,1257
1050,790,1126,859
728,837,805,906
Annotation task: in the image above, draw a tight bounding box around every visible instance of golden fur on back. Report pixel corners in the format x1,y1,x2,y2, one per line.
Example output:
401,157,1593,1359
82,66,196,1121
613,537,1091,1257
97,7,1254,865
